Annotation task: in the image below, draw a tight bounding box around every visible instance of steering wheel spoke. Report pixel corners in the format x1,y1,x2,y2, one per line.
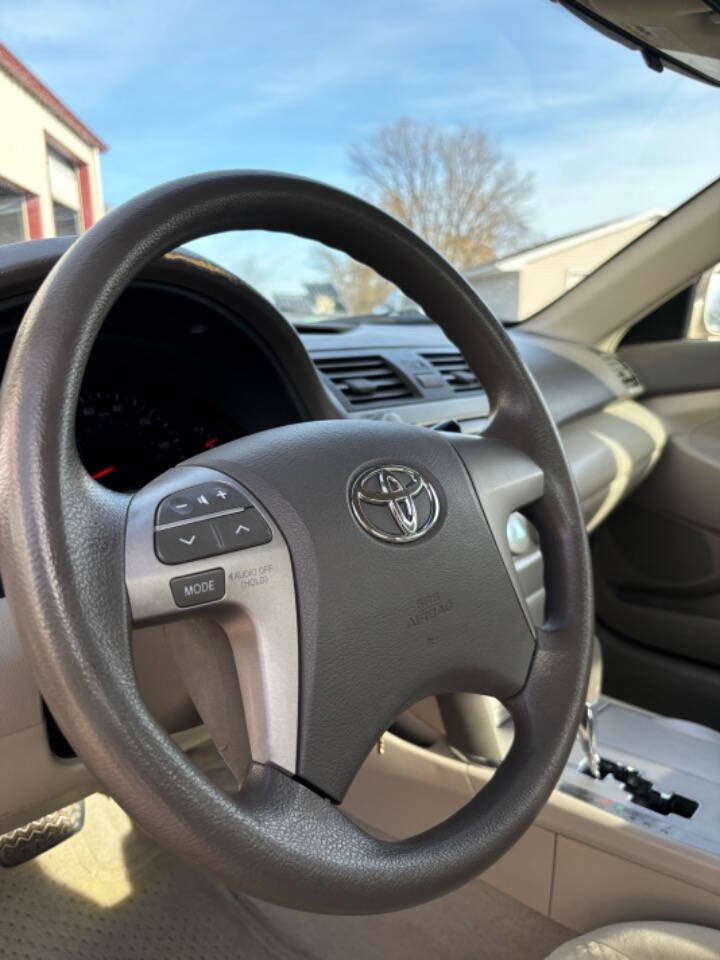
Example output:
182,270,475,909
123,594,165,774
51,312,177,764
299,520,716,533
125,465,299,775
447,433,544,627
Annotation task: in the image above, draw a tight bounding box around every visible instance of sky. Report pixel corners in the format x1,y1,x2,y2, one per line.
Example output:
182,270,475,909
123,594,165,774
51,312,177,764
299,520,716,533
2,0,719,298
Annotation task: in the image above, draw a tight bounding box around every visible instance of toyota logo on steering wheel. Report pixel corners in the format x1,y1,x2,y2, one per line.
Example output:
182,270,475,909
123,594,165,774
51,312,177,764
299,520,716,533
350,464,440,543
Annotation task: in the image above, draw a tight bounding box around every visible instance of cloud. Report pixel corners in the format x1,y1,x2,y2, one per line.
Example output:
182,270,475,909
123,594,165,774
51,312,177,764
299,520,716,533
517,74,720,238
0,0,166,106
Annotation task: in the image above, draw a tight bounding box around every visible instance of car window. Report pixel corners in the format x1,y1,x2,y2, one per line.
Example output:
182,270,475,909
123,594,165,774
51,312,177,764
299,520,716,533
1,1,718,323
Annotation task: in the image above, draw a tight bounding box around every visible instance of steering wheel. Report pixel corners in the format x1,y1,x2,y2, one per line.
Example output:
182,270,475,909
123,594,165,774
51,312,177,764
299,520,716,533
0,173,592,914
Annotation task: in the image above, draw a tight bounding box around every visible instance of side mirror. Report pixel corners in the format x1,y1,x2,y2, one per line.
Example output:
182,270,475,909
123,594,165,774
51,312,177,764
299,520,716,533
704,267,720,337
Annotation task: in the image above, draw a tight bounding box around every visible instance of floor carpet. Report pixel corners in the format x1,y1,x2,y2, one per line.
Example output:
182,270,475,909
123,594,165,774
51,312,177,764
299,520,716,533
0,794,571,959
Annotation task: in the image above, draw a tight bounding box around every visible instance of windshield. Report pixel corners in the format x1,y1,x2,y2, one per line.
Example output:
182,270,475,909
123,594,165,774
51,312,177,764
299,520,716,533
1,1,718,323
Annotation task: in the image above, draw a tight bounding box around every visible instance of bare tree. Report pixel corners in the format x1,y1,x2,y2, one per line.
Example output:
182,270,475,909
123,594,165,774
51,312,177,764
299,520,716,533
319,119,533,312
312,249,394,315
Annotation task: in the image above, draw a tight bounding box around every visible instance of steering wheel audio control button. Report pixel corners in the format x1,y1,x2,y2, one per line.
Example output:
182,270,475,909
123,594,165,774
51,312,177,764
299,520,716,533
204,482,250,512
170,568,226,608
213,508,272,551
157,482,250,524
155,518,220,564
161,494,194,519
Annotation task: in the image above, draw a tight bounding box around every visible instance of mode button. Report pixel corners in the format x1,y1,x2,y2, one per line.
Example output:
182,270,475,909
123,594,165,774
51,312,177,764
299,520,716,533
170,568,226,608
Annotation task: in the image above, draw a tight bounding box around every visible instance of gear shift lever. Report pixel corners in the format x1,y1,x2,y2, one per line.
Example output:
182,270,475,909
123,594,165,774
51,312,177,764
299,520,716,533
577,637,603,778
578,701,602,778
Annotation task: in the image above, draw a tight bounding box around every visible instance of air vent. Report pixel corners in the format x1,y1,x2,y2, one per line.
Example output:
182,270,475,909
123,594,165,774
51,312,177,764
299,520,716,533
598,353,642,393
421,352,481,393
314,354,415,407
293,321,352,334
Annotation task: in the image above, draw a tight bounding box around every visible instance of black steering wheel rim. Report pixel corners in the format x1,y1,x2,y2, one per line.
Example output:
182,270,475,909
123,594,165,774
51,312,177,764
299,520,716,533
0,171,593,914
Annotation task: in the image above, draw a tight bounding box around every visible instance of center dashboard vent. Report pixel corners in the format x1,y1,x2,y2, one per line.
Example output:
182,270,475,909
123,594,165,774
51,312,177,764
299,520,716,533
421,351,481,393
314,354,415,407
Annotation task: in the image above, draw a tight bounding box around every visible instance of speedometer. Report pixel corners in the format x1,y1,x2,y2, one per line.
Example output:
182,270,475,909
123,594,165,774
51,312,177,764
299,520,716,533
76,390,225,492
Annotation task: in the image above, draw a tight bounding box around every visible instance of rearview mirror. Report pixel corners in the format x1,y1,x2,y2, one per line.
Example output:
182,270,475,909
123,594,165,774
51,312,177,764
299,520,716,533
557,1,720,87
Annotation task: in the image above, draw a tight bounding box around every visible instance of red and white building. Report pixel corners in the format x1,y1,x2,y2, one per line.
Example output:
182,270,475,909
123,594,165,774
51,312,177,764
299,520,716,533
0,43,106,245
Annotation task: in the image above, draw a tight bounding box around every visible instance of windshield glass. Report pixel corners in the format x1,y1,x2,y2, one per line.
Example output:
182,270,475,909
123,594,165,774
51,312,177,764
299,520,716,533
1,1,718,322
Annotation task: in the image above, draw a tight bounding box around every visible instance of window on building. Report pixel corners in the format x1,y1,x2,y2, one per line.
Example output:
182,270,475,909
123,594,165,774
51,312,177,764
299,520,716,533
53,201,79,236
47,147,80,236
0,186,27,245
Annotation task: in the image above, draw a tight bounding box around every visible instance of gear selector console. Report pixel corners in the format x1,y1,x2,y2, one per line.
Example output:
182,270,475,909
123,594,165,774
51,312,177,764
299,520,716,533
561,700,720,858
580,756,699,819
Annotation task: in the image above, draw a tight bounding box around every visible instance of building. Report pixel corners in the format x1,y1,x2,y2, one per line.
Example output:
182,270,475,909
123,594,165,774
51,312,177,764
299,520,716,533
303,283,346,315
0,43,106,246
465,211,665,323
274,283,346,318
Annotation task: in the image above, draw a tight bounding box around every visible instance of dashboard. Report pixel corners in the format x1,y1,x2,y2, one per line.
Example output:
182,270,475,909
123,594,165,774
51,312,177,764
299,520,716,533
0,237,666,516
0,240,663,512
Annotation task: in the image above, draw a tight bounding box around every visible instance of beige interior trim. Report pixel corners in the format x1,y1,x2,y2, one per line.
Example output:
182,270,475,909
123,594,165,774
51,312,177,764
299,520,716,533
0,612,201,835
550,838,720,933
560,399,666,532
342,733,720,933
524,178,720,349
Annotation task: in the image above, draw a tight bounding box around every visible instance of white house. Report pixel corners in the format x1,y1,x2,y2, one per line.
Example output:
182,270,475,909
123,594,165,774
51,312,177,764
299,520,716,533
465,211,665,323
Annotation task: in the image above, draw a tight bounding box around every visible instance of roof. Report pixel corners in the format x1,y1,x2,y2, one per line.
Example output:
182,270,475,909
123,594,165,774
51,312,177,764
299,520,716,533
304,283,340,298
465,210,666,278
0,43,107,152
274,293,312,313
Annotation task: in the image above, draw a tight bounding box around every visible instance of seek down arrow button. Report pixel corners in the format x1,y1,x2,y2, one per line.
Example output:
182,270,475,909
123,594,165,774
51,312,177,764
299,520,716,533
154,518,220,564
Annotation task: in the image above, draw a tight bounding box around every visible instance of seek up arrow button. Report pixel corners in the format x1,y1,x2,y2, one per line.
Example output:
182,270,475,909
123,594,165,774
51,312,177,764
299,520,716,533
213,508,272,552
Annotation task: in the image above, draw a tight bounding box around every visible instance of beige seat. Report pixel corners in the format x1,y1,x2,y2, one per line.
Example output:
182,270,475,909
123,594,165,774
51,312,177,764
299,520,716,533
546,921,720,959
